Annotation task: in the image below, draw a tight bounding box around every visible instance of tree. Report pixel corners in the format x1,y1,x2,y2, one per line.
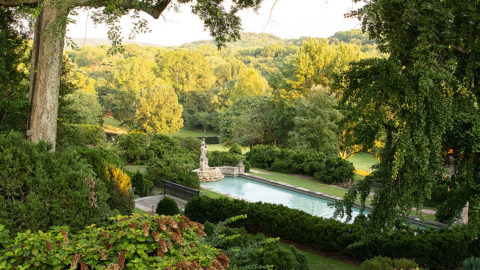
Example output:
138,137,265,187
0,8,30,134
156,50,216,95
288,87,343,156
0,0,265,150
335,0,480,231
134,81,183,134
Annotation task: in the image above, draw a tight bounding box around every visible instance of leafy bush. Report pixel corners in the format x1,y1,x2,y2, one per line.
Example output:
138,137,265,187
74,146,133,214
131,171,152,197
0,214,228,269
57,124,105,147
185,196,478,269
116,133,150,164
228,143,242,155
156,197,180,216
247,145,354,183
361,256,418,270
104,163,135,214
146,135,200,189
207,150,250,172
0,132,111,233
203,218,308,270
463,256,480,270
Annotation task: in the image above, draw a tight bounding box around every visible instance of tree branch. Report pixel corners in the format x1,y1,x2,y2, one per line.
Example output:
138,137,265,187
77,0,171,19
0,0,38,7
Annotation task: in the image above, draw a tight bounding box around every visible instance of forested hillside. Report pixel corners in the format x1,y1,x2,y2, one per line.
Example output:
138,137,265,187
65,30,382,149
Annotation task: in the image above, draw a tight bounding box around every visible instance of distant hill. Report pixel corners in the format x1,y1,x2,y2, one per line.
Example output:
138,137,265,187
66,38,165,49
66,30,375,50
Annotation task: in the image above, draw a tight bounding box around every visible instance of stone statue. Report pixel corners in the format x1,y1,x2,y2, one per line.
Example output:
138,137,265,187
199,138,209,170
200,138,207,158
461,201,469,224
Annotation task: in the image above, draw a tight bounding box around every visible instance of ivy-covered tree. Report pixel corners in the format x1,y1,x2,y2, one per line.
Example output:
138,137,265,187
0,0,266,150
335,0,480,231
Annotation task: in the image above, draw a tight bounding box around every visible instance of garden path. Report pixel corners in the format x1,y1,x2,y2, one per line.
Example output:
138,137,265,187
135,195,187,214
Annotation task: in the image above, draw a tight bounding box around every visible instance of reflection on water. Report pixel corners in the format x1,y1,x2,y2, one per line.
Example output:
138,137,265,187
201,177,368,223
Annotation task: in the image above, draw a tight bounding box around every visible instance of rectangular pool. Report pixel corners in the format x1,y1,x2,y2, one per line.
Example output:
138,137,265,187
201,176,368,223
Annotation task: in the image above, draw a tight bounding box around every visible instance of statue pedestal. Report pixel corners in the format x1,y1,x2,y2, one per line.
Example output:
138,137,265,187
200,156,209,171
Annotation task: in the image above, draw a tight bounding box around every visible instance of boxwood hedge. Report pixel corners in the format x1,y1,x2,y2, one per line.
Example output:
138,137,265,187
185,196,479,269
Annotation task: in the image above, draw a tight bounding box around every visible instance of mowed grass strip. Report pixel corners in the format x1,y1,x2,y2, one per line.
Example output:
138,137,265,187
248,169,350,199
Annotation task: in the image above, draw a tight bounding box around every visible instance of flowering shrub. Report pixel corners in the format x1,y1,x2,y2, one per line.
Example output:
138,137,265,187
0,214,229,269
106,163,132,193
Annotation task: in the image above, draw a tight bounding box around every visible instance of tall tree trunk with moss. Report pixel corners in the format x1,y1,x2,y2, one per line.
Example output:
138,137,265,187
27,1,69,150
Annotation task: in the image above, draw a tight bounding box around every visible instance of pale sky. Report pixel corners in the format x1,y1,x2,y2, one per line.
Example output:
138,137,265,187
67,0,363,46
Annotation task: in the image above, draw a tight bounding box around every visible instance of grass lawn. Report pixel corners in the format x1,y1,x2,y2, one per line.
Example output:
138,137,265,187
348,153,378,173
248,169,351,199
125,165,148,174
170,128,218,138
200,188,229,199
278,243,360,270
103,117,122,128
133,208,147,214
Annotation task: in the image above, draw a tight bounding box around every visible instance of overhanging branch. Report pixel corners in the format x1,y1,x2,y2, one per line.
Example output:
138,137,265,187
77,0,172,19
0,0,38,7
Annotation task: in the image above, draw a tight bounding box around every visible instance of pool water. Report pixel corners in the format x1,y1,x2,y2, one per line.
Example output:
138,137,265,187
201,176,368,223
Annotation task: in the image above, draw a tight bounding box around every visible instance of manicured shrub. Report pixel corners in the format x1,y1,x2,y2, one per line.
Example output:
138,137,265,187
228,143,242,155
131,171,153,197
0,214,227,269
207,150,249,171
247,145,355,183
361,256,419,270
185,196,478,269
0,132,111,233
116,133,150,164
156,197,180,216
57,123,105,147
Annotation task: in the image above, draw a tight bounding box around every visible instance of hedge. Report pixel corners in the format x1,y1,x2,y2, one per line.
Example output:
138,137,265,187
185,196,479,269
246,145,354,184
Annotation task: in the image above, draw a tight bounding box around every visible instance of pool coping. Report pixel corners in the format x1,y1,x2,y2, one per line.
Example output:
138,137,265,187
203,173,448,229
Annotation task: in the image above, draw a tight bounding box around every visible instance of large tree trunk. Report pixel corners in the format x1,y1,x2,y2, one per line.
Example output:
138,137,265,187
27,1,69,150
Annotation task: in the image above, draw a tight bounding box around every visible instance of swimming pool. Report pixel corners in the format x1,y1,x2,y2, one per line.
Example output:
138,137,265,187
201,176,369,223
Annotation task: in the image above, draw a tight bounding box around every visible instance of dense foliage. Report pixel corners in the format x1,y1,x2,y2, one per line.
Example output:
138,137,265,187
335,0,480,231
206,150,250,172
0,8,29,134
131,171,152,197
246,145,354,184
156,197,180,216
116,133,151,164
360,256,418,270
185,196,480,269
145,135,201,189
203,217,308,270
0,214,227,269
0,132,111,234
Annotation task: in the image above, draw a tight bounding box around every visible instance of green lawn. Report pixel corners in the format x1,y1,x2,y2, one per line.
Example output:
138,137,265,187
200,188,228,199
248,169,350,199
133,208,147,214
279,243,360,270
170,128,218,138
207,144,229,152
348,153,378,173
125,165,148,174
103,117,122,128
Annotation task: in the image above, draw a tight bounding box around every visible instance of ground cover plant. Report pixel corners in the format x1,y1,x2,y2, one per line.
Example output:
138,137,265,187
0,214,228,269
